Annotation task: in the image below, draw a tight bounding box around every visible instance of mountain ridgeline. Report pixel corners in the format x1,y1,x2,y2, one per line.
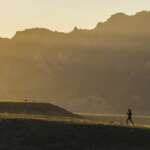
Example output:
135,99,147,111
0,11,150,114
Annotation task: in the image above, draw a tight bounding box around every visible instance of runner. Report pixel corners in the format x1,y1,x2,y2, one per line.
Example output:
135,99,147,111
126,109,134,126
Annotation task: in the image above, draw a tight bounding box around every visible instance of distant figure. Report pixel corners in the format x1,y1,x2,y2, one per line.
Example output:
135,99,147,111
126,109,134,126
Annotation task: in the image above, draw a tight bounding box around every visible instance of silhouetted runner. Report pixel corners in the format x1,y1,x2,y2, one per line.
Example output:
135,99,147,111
126,109,134,126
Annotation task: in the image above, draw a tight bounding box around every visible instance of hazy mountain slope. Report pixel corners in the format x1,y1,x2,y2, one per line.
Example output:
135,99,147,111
0,11,150,114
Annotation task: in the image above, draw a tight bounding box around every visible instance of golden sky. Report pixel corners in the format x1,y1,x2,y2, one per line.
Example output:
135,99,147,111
0,0,150,38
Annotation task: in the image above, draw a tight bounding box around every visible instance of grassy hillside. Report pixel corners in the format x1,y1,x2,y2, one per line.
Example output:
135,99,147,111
0,118,149,150
0,102,77,117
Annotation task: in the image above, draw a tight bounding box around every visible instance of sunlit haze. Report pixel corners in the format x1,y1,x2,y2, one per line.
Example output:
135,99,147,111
0,0,150,37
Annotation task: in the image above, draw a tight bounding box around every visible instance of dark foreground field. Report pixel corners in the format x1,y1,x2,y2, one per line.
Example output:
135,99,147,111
0,119,150,150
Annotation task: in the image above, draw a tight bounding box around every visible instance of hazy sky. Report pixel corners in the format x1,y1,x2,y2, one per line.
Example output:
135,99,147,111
0,0,150,38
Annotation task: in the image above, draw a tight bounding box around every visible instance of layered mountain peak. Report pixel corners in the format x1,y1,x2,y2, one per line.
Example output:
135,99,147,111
12,28,67,44
95,11,150,34
13,28,52,37
135,10,150,17
8,11,150,42
108,12,128,21
73,26,79,32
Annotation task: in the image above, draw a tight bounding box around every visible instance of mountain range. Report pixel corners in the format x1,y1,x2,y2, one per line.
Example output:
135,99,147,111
0,11,150,115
